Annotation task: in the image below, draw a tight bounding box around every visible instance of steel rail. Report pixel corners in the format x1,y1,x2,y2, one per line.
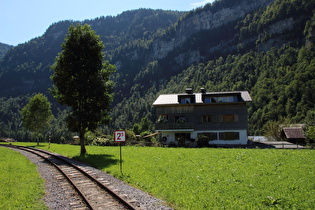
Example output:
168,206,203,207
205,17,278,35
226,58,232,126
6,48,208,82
1,144,136,210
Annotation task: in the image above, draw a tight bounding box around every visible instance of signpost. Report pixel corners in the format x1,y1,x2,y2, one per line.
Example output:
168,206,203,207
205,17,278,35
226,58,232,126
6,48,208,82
114,130,126,174
48,132,51,149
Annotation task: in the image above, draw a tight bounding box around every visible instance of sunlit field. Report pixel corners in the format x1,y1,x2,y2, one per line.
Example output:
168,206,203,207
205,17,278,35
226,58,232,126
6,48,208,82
4,142,315,209
0,146,46,209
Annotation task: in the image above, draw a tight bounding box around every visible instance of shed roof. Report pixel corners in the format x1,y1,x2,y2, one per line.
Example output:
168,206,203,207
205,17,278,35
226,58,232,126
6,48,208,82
282,127,305,139
153,91,251,106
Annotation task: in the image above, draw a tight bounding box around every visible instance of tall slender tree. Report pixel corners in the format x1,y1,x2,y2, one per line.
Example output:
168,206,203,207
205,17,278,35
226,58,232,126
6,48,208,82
51,24,115,155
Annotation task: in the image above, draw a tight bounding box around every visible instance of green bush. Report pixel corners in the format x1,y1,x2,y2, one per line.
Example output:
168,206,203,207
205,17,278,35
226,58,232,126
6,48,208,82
306,126,315,147
196,134,209,147
125,130,136,141
91,137,115,146
85,130,96,145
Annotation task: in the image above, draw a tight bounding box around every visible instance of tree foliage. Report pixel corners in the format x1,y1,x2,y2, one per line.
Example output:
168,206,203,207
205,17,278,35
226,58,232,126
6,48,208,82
132,117,153,135
20,93,53,143
0,42,13,61
306,126,315,146
51,24,115,155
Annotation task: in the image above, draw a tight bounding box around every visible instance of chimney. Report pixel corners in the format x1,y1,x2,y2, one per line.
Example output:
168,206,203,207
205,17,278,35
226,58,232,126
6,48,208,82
186,88,193,94
201,88,206,94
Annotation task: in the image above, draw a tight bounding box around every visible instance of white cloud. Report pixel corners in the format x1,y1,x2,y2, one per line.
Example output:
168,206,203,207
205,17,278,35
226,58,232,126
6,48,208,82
190,0,215,8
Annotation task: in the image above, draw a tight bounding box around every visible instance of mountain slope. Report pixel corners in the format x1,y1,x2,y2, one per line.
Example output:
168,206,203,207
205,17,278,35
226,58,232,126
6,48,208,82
0,42,13,61
0,9,184,97
110,0,315,133
1,0,315,140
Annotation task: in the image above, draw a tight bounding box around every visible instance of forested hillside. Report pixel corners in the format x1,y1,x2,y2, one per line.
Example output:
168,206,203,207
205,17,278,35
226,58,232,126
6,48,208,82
0,9,184,98
0,43,13,61
1,0,315,141
110,0,315,135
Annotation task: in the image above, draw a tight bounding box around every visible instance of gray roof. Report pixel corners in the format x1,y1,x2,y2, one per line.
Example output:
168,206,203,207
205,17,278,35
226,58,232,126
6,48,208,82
153,91,252,106
282,127,305,139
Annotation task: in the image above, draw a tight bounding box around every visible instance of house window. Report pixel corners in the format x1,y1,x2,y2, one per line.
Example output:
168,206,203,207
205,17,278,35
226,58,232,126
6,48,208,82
204,97,211,103
218,96,237,103
203,96,239,103
198,132,217,140
211,97,217,103
219,132,240,140
175,116,186,123
179,95,195,104
181,97,191,104
202,115,213,122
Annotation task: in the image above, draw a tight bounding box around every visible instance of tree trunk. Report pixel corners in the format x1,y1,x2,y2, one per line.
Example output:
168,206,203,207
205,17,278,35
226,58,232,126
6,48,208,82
79,130,87,156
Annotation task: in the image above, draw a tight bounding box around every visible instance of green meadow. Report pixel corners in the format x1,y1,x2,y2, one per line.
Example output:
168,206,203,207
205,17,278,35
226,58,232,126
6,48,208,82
2,143,315,209
0,146,46,210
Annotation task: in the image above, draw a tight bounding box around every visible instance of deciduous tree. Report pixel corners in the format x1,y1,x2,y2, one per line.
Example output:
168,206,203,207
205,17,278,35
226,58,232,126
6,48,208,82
20,94,53,144
51,24,115,155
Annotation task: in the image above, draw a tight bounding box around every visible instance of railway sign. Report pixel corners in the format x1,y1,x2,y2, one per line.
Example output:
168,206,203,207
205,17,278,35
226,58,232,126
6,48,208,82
114,130,126,174
114,130,126,142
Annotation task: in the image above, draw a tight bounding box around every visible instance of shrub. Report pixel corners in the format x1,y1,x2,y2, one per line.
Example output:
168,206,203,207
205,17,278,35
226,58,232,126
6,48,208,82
85,131,96,145
196,134,209,147
91,137,115,146
306,125,315,148
125,130,136,141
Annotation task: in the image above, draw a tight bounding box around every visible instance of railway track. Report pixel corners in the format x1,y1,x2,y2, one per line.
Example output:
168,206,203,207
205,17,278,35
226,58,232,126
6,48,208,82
1,144,137,210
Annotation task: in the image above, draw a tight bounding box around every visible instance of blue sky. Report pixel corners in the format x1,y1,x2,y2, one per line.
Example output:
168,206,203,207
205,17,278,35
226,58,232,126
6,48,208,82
1,0,215,46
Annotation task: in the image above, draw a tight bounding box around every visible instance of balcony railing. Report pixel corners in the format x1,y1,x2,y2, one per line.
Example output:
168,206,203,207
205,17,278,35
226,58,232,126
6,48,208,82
155,122,194,130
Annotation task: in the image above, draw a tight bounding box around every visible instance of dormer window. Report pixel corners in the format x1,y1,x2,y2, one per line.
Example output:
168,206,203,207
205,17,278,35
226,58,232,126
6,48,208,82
179,95,195,104
203,95,240,103
181,97,191,104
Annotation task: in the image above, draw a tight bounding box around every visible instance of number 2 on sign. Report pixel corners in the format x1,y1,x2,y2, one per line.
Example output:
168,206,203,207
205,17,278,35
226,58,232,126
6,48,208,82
117,132,123,140
114,130,126,142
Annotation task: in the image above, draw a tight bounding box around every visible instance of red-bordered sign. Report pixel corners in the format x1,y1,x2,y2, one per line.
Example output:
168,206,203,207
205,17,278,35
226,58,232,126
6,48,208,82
114,130,126,142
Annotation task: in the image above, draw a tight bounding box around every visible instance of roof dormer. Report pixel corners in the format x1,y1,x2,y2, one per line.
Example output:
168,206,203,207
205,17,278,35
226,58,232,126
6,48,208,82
202,93,242,103
178,95,196,104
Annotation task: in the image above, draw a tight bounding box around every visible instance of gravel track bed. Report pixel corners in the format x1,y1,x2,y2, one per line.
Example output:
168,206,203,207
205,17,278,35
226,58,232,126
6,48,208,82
11,148,172,210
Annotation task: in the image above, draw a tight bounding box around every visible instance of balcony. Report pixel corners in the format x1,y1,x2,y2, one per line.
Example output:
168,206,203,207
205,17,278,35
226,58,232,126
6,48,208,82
155,122,194,130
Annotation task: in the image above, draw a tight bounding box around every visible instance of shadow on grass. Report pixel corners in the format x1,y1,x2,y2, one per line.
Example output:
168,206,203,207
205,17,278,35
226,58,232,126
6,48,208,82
28,144,47,148
73,154,119,170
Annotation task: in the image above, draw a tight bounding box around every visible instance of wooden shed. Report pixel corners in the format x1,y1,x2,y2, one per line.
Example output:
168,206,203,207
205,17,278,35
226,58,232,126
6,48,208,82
281,127,306,144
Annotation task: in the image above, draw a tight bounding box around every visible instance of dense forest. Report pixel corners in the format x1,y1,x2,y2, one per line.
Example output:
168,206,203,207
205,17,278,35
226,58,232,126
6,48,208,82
0,43,12,62
1,0,315,142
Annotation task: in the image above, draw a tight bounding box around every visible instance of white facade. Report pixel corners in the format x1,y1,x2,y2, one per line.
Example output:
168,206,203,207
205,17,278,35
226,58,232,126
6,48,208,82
159,130,248,146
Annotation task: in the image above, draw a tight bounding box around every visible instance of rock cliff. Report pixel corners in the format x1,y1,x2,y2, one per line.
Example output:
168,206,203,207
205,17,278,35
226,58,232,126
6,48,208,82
150,0,275,61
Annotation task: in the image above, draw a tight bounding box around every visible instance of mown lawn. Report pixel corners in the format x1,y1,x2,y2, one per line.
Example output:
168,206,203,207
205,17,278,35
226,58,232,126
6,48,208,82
6,142,315,209
0,146,46,210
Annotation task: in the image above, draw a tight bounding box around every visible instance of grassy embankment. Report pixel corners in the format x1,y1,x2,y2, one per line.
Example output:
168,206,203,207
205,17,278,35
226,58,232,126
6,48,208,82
0,146,46,209
2,142,315,209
